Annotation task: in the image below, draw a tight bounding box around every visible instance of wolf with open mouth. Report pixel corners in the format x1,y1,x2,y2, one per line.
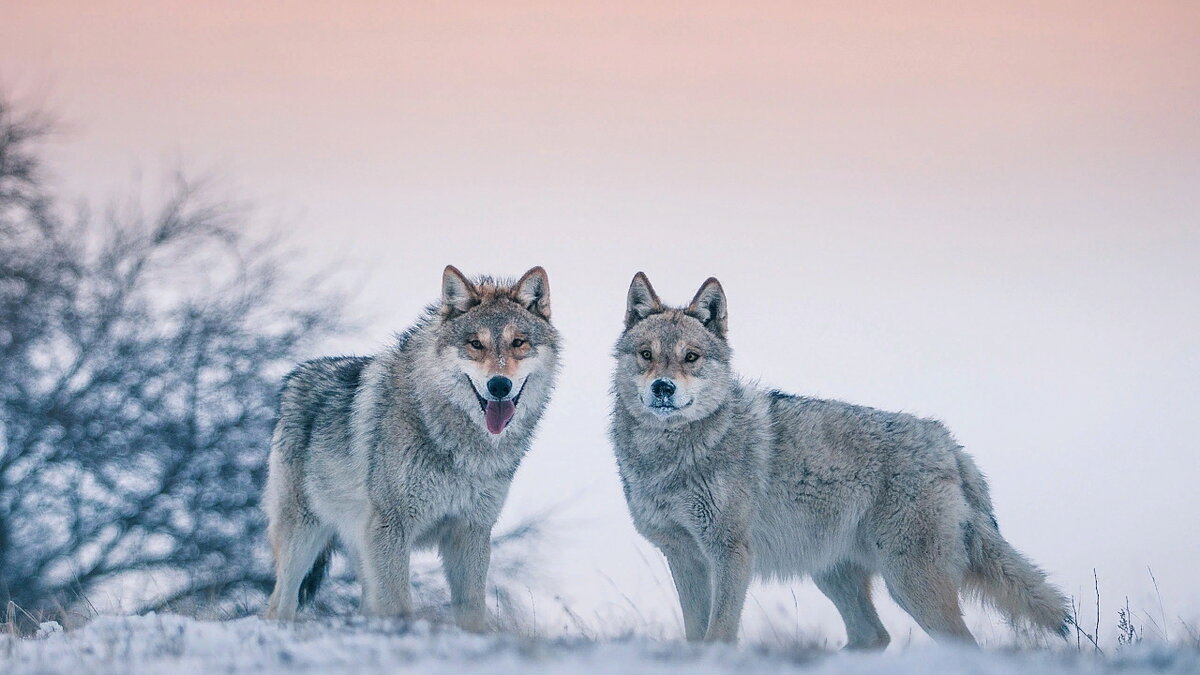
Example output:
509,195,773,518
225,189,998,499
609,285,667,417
264,266,559,630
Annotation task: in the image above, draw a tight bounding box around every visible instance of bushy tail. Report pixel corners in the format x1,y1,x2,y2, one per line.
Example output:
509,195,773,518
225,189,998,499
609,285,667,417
964,518,1070,638
297,543,333,608
956,451,1070,638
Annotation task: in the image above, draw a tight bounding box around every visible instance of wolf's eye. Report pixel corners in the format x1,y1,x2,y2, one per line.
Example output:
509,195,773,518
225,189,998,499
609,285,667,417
639,350,653,360
511,338,526,348
468,339,484,350
685,352,700,363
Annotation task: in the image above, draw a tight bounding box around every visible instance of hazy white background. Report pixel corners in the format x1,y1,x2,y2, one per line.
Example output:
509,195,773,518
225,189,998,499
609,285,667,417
4,1,1198,643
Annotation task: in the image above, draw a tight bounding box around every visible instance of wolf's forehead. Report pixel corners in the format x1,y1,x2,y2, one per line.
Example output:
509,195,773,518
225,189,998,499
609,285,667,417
631,313,707,346
460,302,545,336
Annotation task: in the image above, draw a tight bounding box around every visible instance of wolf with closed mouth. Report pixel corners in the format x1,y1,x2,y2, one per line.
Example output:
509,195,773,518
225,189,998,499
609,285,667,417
609,272,1068,646
264,266,559,630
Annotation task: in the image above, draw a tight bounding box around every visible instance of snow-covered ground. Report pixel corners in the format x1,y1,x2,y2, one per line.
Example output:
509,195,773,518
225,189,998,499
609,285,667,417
4,614,1199,674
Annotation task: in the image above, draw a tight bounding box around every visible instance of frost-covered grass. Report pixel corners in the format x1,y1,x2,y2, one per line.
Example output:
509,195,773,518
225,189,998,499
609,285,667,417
3,614,1199,674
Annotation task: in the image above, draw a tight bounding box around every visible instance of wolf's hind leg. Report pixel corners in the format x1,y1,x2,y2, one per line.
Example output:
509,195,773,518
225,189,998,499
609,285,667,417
265,509,333,621
814,562,890,650
882,559,976,646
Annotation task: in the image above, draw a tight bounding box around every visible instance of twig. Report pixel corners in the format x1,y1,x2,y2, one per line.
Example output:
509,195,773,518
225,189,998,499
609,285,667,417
1071,594,1082,651
1148,566,1168,642
1065,592,1105,655
750,591,784,646
556,596,593,640
528,587,537,635
791,588,800,643
1094,569,1101,653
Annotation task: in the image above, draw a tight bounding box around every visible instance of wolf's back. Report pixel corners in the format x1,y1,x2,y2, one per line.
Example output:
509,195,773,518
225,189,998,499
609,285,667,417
273,356,372,461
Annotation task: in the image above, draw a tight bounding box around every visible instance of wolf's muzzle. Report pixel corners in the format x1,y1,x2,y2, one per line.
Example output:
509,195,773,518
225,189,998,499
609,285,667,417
487,375,513,400
468,375,528,434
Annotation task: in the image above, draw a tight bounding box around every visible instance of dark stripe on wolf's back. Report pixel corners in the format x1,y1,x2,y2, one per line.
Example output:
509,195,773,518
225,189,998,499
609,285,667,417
279,356,372,450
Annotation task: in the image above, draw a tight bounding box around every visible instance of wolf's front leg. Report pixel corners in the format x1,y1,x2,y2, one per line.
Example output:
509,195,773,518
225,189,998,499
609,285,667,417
440,520,491,632
659,537,712,641
361,507,413,617
702,536,753,643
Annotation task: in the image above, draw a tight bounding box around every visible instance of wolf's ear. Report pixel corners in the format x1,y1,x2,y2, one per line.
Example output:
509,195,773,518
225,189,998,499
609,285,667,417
625,272,664,329
685,277,728,338
441,265,479,318
514,266,551,320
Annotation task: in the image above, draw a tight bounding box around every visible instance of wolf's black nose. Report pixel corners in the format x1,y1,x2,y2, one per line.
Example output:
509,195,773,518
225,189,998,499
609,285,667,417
651,379,676,399
487,376,513,399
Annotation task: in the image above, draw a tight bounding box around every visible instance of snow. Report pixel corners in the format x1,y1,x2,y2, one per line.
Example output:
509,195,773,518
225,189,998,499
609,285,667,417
4,614,1199,674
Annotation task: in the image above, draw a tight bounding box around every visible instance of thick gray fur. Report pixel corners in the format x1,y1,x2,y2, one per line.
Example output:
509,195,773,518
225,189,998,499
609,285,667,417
264,266,559,630
610,273,1069,646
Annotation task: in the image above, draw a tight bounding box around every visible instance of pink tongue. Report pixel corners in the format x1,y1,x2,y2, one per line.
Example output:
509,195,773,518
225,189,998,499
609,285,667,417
485,400,516,434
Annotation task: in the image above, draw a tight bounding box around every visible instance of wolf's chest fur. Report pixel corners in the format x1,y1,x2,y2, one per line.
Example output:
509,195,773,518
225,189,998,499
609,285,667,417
618,441,725,534
614,404,768,536
403,434,524,516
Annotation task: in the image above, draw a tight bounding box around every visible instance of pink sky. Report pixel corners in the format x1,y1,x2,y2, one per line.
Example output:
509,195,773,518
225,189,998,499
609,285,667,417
7,2,1198,189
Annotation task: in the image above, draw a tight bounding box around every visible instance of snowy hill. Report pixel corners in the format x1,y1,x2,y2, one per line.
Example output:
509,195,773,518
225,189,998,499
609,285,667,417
5,614,1199,674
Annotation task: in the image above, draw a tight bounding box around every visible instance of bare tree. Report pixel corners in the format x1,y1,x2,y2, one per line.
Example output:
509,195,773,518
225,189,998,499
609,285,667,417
0,95,341,622
0,96,545,630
